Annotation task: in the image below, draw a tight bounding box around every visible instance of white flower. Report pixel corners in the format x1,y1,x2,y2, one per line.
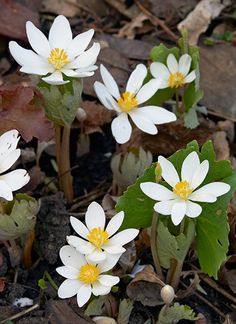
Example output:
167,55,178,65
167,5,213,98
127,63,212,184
150,54,196,89
9,15,100,85
94,64,176,144
67,201,139,263
140,151,230,226
0,130,30,201
56,245,120,307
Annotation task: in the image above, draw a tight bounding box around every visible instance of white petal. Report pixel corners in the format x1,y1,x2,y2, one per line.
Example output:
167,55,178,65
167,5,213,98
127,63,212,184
185,201,202,218
56,265,79,279
181,151,200,184
61,68,80,77
184,71,196,84
77,242,96,255
158,156,180,187
67,42,100,69
140,182,176,200
126,64,147,94
154,200,176,215
77,285,92,307
70,216,89,239
66,235,88,248
0,169,29,191
42,71,69,85
0,180,13,201
159,79,169,89
102,244,126,254
111,113,132,144
76,71,95,77
99,254,122,272
189,193,216,203
129,110,157,135
150,62,170,80
100,64,120,100
49,15,72,49
136,79,161,104
134,106,176,125
59,245,86,268
171,201,186,226
86,249,106,263
26,21,50,58
85,201,106,231
94,81,120,112
92,282,111,296
9,42,49,68
108,229,139,246
106,211,124,237
98,275,119,287
167,54,178,73
178,54,191,76
192,182,230,198
66,29,94,59
0,149,20,173
190,160,209,189
0,130,19,155
58,279,82,298
20,66,52,75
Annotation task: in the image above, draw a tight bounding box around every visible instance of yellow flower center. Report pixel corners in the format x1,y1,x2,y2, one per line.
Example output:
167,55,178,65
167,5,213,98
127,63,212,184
168,72,185,88
173,180,193,200
87,227,109,250
79,264,100,284
48,48,70,70
118,91,138,113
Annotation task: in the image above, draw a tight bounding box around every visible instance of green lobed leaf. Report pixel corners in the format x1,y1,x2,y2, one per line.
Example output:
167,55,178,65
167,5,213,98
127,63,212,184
38,79,82,126
84,296,107,316
0,196,38,241
157,303,197,324
117,299,134,324
157,219,195,269
184,107,199,129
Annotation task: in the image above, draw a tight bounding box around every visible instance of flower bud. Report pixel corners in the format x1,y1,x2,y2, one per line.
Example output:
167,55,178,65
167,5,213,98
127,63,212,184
160,284,175,304
155,162,162,183
76,107,87,122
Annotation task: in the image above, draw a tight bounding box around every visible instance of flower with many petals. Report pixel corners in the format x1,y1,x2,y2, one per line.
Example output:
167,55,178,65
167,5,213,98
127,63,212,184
140,152,230,226
56,245,120,307
67,201,139,263
0,130,30,201
9,15,100,85
94,64,176,144
150,54,196,89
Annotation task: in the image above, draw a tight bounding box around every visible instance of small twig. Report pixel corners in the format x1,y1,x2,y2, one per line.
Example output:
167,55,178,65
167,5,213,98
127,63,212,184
190,263,236,305
134,0,179,43
0,303,39,323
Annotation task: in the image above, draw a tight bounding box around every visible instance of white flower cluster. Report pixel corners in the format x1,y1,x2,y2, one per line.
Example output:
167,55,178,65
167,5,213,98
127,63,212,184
57,201,138,307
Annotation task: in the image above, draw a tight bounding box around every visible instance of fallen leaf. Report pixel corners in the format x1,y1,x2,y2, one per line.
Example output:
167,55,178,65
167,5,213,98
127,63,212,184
178,0,228,44
117,13,149,39
0,0,39,41
42,0,81,17
0,85,54,142
126,265,163,306
219,255,236,294
212,131,230,160
0,277,5,293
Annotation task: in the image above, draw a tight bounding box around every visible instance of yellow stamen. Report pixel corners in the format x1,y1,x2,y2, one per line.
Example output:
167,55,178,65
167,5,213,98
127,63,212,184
79,264,100,284
168,72,185,88
173,180,193,200
87,227,109,250
48,48,70,70
118,91,138,113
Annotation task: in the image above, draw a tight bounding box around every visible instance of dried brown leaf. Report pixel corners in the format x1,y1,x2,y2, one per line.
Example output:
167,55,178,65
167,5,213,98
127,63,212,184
126,265,163,306
219,255,236,294
0,85,54,142
117,13,149,39
0,0,39,41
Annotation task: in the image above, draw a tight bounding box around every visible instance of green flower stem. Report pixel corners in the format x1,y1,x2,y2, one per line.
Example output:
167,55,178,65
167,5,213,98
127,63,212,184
166,219,195,290
151,211,164,281
54,123,74,203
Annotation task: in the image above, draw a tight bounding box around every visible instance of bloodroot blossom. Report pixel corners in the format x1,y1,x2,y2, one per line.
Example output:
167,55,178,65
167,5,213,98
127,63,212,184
150,54,196,89
56,245,120,307
140,151,230,226
94,64,176,144
0,130,30,201
9,15,100,85
67,201,139,263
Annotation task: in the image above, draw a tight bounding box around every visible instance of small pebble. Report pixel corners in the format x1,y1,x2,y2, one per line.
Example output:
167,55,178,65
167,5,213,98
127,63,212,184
13,297,33,308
